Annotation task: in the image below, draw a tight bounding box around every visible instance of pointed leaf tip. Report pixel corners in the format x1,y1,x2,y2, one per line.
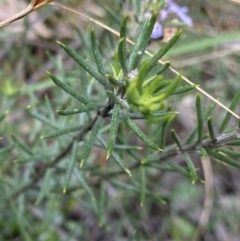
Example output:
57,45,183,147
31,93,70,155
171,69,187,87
106,153,110,160
126,169,132,177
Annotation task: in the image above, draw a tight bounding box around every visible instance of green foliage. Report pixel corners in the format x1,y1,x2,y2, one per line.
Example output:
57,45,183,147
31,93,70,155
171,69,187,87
2,2,240,240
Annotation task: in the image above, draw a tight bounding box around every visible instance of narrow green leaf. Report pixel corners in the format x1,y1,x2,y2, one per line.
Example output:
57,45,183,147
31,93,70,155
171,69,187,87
57,103,104,116
41,124,85,139
112,180,166,204
80,117,102,167
91,27,106,77
124,115,161,151
125,79,141,106
215,147,240,157
169,162,201,181
106,74,124,87
124,112,147,119
98,136,131,176
145,111,177,123
159,120,168,149
208,150,240,168
44,95,56,122
11,135,33,156
136,61,150,95
146,162,186,172
63,142,78,193
171,129,182,150
147,161,201,181
74,168,96,202
111,151,132,176
226,139,240,146
118,38,129,74
183,153,197,184
113,144,142,151
219,90,240,133
128,12,157,70
200,147,207,159
120,14,128,39
186,101,217,144
47,72,89,104
57,41,110,88
112,53,122,76
0,143,14,155
145,62,170,80
147,29,182,73
207,117,215,141
145,74,181,104
142,75,164,94
35,169,52,205
80,69,88,97
118,14,128,74
103,6,121,25
0,111,8,123
106,104,120,159
27,106,59,129
171,84,197,95
196,94,203,142
139,166,146,207
158,105,173,148
124,111,176,120
105,90,123,106
45,50,64,75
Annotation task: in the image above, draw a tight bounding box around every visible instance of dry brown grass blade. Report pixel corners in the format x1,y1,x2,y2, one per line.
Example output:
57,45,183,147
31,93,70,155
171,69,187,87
192,156,214,241
0,0,54,28
51,2,240,120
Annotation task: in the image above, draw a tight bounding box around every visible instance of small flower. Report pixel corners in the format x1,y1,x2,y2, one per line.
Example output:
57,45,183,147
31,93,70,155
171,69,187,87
148,0,193,40
161,0,193,26
151,22,164,40
128,69,138,80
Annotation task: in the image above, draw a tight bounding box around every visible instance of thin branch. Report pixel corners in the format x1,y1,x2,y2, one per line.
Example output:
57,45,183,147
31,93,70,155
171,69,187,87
0,0,54,28
90,129,240,178
7,100,114,200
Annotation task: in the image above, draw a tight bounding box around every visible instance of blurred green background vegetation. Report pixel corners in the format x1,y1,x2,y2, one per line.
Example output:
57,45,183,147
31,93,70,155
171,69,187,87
1,0,240,240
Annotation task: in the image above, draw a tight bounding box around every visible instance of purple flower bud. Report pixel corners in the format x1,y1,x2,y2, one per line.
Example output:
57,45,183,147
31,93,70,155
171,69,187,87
159,9,169,21
166,0,193,26
156,0,193,27
150,22,164,40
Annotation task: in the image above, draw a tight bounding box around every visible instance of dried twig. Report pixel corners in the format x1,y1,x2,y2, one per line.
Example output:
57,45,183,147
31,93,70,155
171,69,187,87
0,0,54,28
